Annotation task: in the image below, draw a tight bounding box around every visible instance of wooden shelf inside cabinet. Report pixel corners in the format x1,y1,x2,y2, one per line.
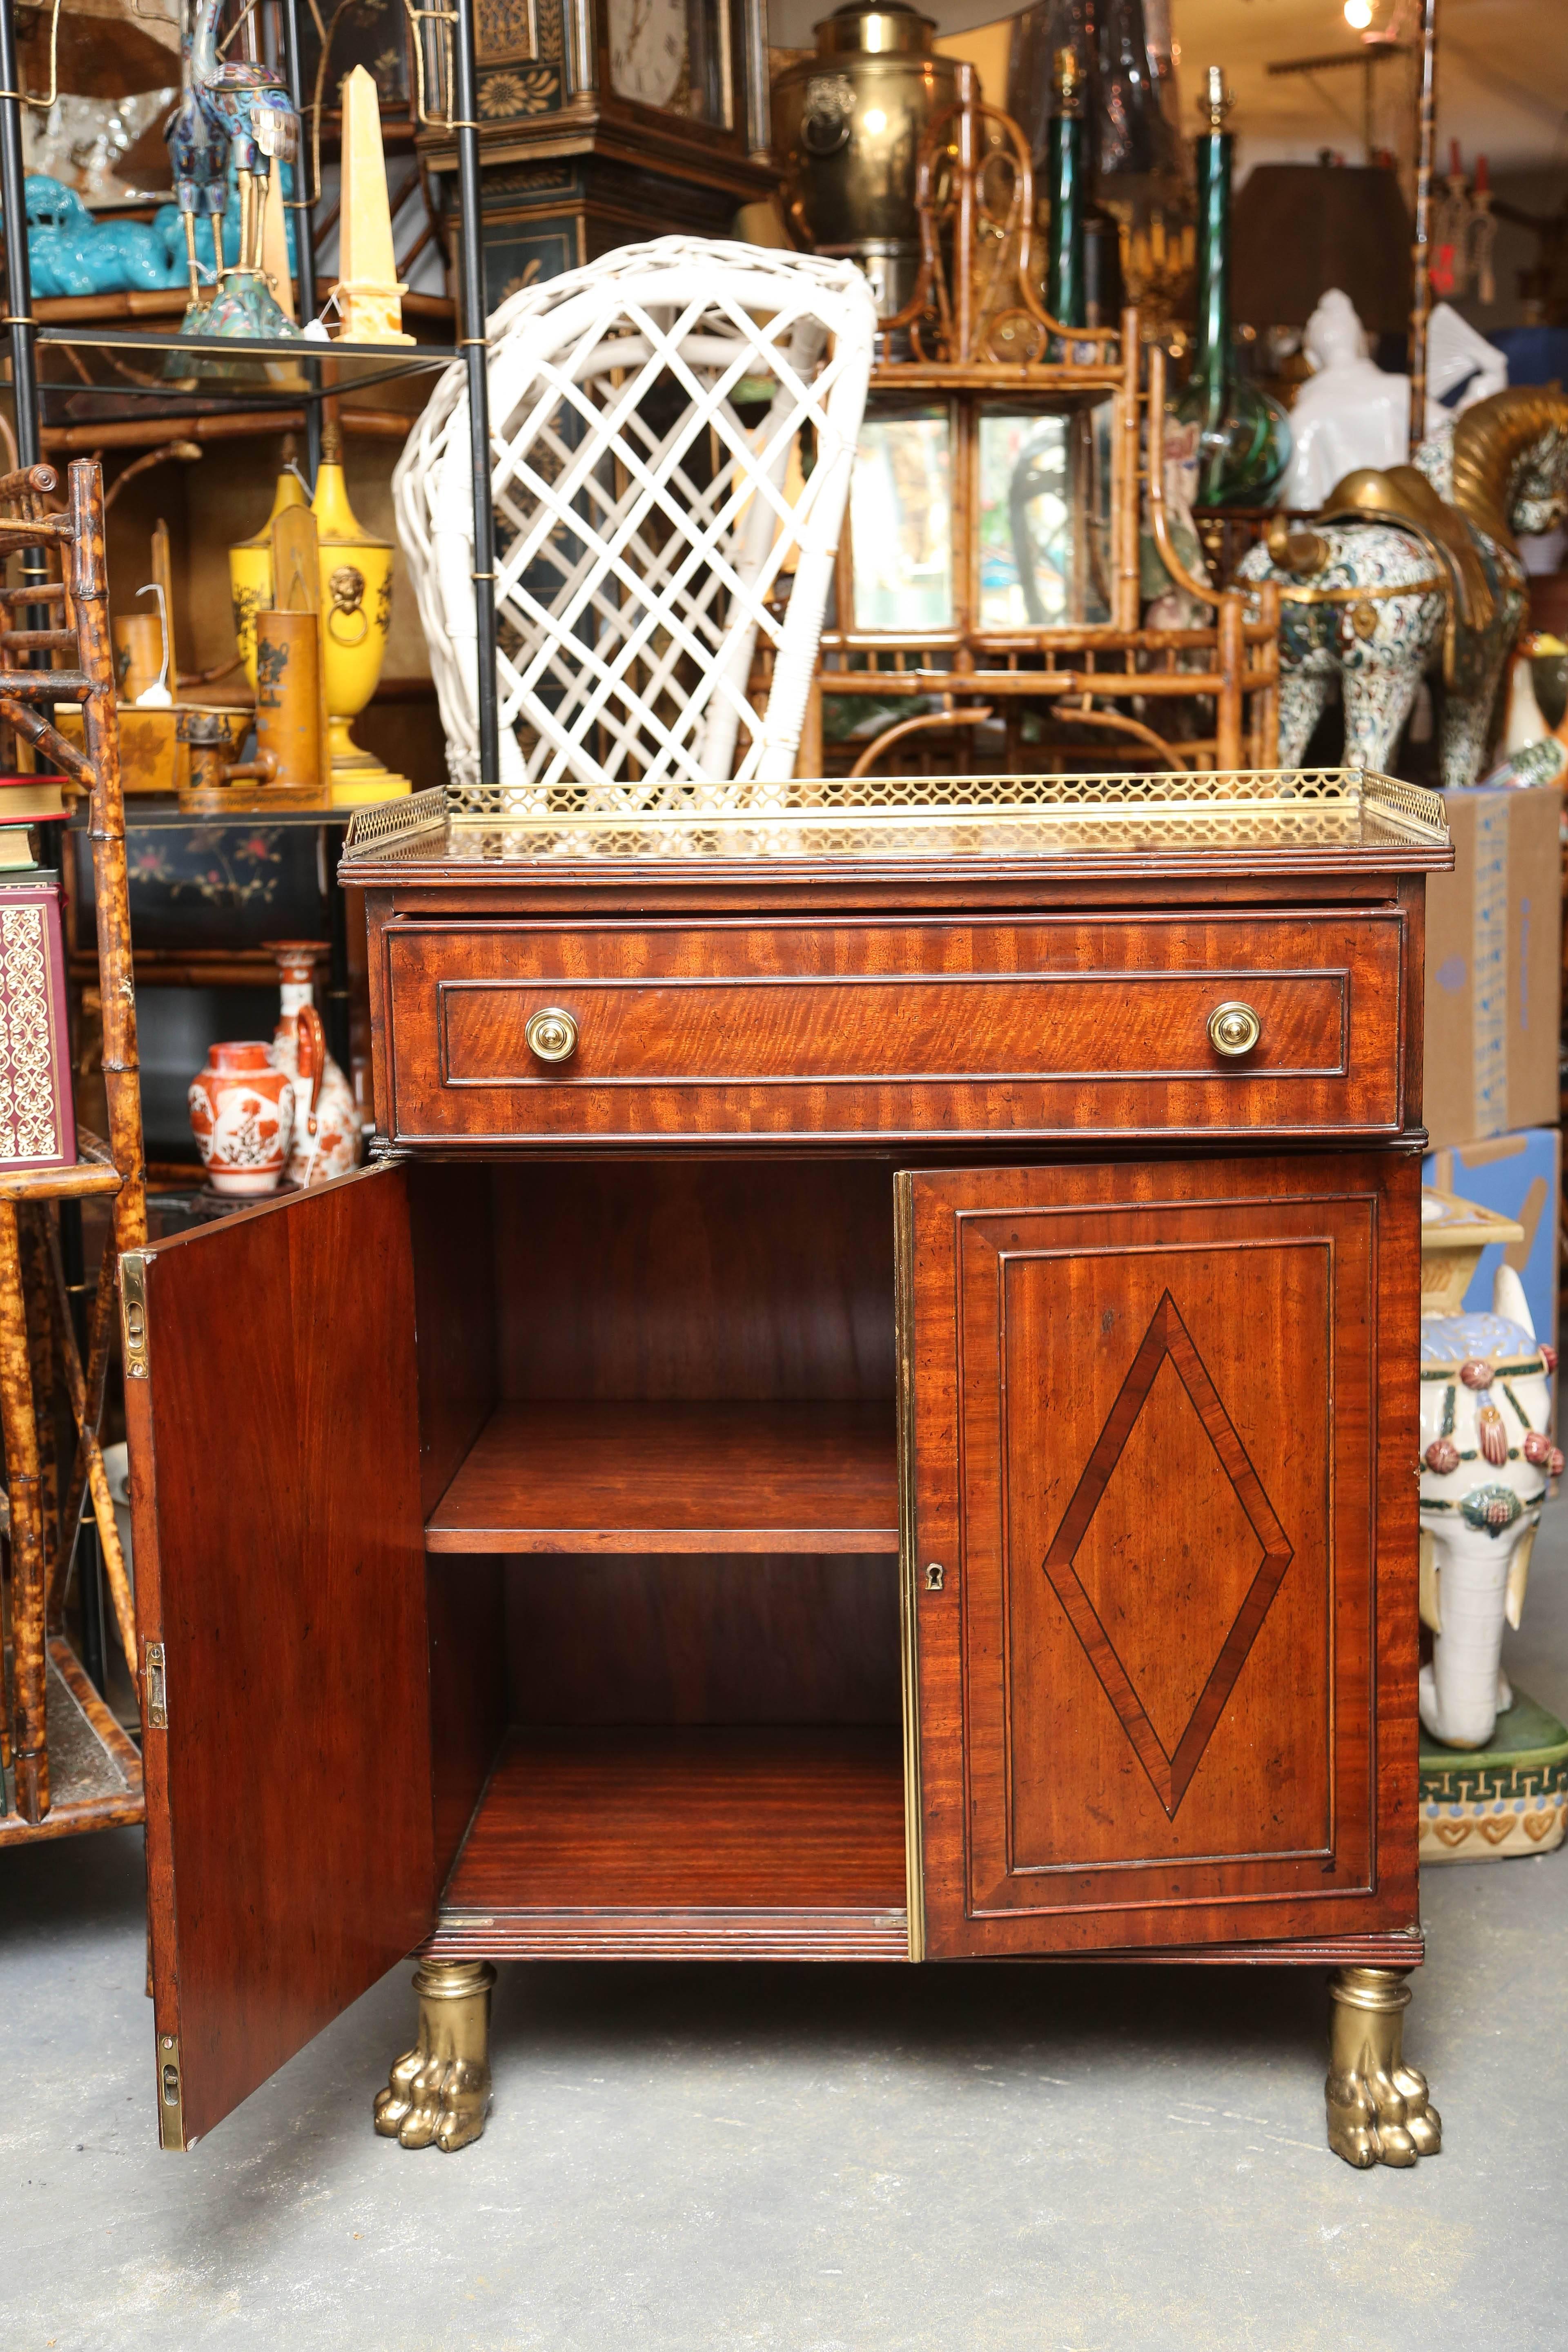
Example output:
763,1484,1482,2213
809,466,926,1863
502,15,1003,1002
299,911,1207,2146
425,1399,899,1555
437,1726,909,1956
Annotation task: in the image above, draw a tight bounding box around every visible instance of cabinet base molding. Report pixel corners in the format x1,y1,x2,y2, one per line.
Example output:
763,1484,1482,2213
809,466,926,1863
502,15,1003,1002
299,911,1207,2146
424,1909,912,1961
373,1960,497,2154
1326,1967,1442,2169
421,1917,1424,1969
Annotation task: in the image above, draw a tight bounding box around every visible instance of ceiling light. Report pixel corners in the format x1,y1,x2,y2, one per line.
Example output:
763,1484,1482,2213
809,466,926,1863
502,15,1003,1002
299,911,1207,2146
1343,0,1374,24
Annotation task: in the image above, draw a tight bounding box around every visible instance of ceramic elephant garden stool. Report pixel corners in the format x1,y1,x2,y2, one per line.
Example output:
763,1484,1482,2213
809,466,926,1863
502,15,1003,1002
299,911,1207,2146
1419,1265,1560,1752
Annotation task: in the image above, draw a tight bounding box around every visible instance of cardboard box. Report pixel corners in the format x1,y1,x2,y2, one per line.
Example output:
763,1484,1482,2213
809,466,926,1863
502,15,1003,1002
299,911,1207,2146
1423,1125,1560,1363
1423,782,1562,1149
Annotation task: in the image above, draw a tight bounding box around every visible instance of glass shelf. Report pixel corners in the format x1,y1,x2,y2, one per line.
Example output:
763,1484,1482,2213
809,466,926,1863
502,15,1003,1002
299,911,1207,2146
31,325,460,418
69,793,350,833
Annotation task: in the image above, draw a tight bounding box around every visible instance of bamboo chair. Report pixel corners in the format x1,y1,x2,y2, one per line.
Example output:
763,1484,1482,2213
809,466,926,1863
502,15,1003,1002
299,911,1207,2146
0,458,147,1833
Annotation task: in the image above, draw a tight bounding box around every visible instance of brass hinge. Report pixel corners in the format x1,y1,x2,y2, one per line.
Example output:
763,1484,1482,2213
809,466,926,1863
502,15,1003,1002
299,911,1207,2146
120,1252,148,1379
156,2031,185,2151
144,1641,167,1729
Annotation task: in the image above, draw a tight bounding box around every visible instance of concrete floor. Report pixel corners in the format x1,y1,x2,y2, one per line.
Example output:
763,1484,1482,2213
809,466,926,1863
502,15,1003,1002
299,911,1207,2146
6,1528,1568,2352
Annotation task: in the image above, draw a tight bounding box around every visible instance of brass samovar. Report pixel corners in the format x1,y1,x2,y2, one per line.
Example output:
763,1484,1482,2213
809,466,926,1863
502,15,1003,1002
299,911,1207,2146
774,2,958,320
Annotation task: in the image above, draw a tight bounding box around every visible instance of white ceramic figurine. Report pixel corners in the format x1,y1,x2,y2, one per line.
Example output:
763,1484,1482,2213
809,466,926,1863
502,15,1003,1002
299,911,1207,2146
1276,290,1410,512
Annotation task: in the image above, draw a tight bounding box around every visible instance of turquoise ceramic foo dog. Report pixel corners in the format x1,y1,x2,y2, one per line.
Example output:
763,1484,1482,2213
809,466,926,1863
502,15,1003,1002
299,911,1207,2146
17,174,186,297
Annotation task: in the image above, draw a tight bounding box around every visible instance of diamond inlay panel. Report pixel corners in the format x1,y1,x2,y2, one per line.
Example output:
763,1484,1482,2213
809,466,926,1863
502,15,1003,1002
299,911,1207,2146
1042,1290,1295,1819
1071,1352,1265,1759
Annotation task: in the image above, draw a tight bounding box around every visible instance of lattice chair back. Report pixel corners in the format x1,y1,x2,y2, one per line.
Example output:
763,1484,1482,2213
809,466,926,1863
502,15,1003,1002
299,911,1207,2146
394,239,876,802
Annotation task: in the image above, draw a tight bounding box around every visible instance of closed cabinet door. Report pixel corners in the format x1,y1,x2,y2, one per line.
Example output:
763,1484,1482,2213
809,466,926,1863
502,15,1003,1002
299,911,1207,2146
898,1154,1421,1959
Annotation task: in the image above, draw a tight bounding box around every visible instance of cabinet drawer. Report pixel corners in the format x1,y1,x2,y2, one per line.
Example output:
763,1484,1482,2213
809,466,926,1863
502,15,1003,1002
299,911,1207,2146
379,913,1406,1144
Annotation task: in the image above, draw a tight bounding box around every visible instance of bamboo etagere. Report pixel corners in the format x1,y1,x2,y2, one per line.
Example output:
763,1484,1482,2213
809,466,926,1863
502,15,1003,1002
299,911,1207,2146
0,457,147,1838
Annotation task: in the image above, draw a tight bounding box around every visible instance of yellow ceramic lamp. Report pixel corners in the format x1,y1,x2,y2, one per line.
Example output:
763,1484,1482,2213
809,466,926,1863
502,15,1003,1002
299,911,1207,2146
229,458,309,689
311,424,409,804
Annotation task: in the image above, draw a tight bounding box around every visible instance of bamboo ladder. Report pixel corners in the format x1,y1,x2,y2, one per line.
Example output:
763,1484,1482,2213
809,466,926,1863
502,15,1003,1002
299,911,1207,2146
0,456,147,1831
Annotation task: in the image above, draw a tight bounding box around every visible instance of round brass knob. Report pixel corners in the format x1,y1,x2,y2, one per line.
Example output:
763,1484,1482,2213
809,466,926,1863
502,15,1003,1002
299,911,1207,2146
1207,1000,1261,1058
525,1006,578,1065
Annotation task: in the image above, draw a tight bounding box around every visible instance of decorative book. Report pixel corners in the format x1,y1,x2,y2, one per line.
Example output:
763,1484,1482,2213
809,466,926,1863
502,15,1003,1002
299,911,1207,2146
0,875,76,1170
0,775,68,823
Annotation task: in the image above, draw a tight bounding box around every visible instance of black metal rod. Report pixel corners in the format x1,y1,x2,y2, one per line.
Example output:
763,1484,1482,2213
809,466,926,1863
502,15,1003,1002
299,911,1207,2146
276,0,323,484
0,0,38,466
0,0,49,647
452,0,500,786
324,818,352,1076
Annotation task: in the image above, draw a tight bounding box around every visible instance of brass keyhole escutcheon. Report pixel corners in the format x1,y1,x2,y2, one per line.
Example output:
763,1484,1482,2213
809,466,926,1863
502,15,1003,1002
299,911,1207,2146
526,1006,579,1065
1207,1000,1261,1058
924,1561,945,1591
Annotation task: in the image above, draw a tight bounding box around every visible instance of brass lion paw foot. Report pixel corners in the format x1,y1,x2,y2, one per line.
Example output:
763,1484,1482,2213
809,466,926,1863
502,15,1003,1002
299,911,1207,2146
1326,1966,1442,2169
374,1960,496,2152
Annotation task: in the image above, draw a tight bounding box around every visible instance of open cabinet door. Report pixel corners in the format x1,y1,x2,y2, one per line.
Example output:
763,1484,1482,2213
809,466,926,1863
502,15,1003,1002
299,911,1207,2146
898,1154,1420,1960
123,1164,433,2148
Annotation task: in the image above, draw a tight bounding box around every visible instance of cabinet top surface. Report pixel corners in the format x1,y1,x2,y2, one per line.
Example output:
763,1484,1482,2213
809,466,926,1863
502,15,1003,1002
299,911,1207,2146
339,769,1451,890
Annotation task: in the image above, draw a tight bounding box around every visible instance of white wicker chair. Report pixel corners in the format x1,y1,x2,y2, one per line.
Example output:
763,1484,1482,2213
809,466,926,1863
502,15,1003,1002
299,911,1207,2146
392,238,877,801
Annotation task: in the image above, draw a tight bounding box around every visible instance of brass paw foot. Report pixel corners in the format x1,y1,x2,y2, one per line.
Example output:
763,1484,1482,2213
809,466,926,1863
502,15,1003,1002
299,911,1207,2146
374,1960,496,2152
1326,1966,1442,2169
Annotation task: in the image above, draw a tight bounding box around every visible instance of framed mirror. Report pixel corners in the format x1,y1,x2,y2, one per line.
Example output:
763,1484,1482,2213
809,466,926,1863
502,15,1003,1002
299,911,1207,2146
849,403,953,634
976,400,1114,630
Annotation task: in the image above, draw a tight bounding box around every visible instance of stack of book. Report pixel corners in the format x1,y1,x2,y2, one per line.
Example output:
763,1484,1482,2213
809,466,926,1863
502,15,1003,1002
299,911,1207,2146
0,773,70,872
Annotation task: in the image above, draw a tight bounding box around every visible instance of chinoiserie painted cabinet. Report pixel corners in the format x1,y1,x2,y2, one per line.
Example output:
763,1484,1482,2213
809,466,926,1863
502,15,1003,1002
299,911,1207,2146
122,769,1451,2169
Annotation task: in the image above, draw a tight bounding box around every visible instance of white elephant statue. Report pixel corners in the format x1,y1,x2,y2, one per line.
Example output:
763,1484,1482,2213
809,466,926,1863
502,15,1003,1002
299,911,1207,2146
1237,386,1568,787
1419,1264,1561,1750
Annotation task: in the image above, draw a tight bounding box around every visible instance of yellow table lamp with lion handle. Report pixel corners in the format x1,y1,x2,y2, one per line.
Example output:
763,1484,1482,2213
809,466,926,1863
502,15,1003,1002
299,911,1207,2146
228,427,410,804
311,424,409,803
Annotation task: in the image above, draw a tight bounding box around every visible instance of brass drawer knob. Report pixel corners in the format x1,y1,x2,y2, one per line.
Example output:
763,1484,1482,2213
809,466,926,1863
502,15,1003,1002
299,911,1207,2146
1207,1000,1261,1058
525,1006,579,1065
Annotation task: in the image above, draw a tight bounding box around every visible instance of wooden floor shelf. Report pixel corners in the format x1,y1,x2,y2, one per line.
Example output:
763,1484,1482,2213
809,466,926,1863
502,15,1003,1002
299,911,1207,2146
425,1399,900,1555
431,1726,910,1958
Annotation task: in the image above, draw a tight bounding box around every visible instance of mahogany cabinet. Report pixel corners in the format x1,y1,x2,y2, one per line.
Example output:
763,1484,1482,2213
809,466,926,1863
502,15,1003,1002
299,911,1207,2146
122,771,1451,2168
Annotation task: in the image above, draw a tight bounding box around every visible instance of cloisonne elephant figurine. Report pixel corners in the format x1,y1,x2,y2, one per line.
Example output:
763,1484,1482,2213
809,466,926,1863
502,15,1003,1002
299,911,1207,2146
1237,387,1568,788
1420,1262,1561,1751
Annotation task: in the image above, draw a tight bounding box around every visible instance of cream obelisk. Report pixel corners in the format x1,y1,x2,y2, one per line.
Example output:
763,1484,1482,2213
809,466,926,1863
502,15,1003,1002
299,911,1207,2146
331,66,414,344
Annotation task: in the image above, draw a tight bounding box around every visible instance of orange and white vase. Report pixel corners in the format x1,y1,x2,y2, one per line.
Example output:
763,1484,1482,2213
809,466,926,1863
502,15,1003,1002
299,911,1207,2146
270,941,360,1184
188,1042,294,1194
